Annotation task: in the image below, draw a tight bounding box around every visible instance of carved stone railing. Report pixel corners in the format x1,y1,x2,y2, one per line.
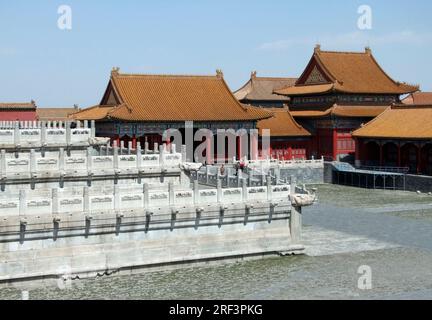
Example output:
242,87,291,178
0,120,97,148
248,157,325,169
0,179,292,218
0,143,183,182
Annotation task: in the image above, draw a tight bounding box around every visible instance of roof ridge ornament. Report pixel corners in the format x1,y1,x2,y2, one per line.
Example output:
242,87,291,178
365,46,372,54
111,67,120,77
216,69,224,79
251,71,257,79
314,44,321,53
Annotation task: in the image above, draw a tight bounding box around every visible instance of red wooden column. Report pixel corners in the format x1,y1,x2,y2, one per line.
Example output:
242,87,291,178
288,145,293,160
132,135,137,149
332,128,338,161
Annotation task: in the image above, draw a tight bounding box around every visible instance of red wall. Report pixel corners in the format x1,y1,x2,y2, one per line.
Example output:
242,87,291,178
0,110,37,121
268,141,309,160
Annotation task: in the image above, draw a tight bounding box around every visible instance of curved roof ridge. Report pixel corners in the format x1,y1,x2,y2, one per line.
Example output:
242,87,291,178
233,78,252,101
368,53,419,91
312,51,337,82
294,52,335,86
219,76,251,112
286,108,307,130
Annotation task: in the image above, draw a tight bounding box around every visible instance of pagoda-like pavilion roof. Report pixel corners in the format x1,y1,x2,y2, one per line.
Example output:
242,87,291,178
352,104,432,139
256,108,311,137
71,69,272,122
234,71,297,102
275,46,419,96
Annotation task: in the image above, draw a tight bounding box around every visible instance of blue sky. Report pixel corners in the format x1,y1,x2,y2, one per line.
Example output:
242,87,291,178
1,0,431,107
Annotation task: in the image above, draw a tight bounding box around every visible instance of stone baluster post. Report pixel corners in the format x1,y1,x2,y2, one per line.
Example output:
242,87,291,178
267,175,272,201
193,179,199,205
19,190,27,216
30,149,36,177
86,147,92,176
41,121,47,147
143,183,149,209
14,121,20,147
136,142,142,169
114,185,120,212
59,148,65,172
120,141,124,155
66,121,71,146
52,189,59,215
242,178,248,202
217,179,222,203
113,141,119,171
159,145,165,168
83,186,90,214
168,182,175,207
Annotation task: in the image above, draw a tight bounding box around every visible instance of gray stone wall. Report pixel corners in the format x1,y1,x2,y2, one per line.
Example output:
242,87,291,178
0,198,302,284
323,162,336,184
279,167,324,185
398,174,432,193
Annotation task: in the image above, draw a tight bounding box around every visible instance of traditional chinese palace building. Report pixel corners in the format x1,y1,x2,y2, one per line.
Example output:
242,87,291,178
353,104,432,175
71,68,271,162
234,72,297,108
0,101,37,121
274,46,419,161
233,72,312,160
256,108,311,160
